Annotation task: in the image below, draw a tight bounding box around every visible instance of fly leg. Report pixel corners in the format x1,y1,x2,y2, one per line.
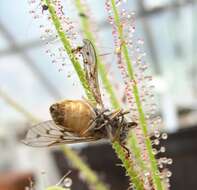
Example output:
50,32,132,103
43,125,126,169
113,114,132,158
96,109,123,131
82,109,110,135
121,143,131,159
119,122,138,158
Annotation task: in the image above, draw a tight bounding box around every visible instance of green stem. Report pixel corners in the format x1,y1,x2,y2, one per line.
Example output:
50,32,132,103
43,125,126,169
0,88,38,123
128,132,147,172
110,0,163,189
74,0,120,109
112,141,144,190
61,147,109,190
46,0,96,105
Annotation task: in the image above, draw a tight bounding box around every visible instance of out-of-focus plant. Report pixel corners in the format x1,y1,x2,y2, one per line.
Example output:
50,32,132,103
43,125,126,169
0,88,38,123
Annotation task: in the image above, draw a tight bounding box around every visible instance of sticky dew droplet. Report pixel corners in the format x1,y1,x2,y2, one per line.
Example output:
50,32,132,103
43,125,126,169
166,171,172,178
154,139,160,145
167,158,173,165
63,177,72,188
160,146,166,153
152,148,158,155
162,133,168,140
154,130,160,138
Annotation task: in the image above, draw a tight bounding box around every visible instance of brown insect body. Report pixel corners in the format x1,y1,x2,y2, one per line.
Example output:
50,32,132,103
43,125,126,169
50,100,96,136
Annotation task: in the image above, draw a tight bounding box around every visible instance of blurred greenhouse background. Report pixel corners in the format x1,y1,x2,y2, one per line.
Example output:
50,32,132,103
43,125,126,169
0,0,195,189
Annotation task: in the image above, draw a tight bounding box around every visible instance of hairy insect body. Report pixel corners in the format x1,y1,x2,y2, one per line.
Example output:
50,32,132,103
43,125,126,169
49,99,136,144
50,100,96,136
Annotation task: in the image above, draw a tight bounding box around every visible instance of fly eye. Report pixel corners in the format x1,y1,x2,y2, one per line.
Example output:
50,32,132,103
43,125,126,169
50,104,57,113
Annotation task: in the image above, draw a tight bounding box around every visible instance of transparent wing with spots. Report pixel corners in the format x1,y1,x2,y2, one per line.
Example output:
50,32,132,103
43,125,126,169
81,39,104,108
22,120,98,147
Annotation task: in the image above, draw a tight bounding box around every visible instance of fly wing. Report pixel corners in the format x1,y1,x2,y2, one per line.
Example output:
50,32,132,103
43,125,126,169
81,39,104,108
22,120,98,147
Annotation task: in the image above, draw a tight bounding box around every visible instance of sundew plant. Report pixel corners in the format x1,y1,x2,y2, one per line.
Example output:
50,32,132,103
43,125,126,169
27,0,172,189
